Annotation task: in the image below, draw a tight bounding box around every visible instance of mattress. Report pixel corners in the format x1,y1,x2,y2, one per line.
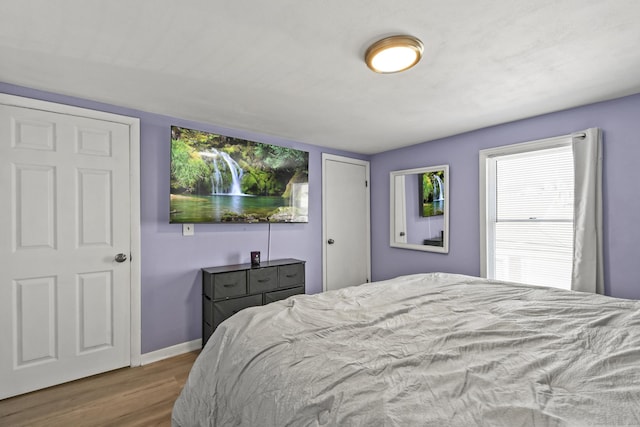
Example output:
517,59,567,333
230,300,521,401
172,273,640,426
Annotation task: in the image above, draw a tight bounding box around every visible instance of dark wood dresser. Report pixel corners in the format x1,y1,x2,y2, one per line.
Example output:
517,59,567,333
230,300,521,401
201,258,305,346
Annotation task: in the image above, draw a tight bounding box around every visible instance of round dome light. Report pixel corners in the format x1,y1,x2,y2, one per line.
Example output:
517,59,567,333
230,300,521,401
365,35,424,73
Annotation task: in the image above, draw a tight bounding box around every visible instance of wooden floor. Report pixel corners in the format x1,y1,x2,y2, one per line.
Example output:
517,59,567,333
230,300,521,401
0,350,199,427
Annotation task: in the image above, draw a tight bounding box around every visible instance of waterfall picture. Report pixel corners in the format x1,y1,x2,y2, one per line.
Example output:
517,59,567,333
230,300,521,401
170,126,309,223
419,170,446,217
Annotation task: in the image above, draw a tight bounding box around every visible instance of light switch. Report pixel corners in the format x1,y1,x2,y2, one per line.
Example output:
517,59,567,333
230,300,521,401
182,223,194,236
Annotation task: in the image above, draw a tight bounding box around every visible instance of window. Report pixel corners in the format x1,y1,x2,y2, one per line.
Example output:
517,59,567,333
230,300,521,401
480,136,574,290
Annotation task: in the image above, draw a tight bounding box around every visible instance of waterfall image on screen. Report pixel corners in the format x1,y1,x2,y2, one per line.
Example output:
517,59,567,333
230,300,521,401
170,126,309,223
419,171,445,218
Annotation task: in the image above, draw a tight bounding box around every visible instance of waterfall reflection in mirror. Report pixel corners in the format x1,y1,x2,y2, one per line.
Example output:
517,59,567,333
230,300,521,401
389,165,449,253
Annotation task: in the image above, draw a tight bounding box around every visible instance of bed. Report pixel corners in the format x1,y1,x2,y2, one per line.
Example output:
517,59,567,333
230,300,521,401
172,273,640,426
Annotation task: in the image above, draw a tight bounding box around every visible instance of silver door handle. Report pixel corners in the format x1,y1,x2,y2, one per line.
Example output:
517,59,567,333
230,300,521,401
115,253,127,263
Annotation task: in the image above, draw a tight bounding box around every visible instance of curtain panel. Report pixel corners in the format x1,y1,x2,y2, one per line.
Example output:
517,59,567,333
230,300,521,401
571,128,603,294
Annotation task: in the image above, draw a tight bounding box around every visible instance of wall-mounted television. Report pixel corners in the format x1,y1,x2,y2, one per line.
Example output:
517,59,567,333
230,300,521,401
170,126,309,223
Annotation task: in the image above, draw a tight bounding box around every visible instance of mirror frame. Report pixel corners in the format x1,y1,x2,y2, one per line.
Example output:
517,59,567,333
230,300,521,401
390,165,449,253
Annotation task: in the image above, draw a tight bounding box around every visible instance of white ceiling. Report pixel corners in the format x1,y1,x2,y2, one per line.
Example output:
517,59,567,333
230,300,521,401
2,1,640,154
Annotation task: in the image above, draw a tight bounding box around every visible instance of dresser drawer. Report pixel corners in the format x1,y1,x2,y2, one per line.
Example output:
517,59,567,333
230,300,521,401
249,267,278,294
278,263,305,288
207,271,247,300
202,322,214,347
213,294,262,328
265,286,304,304
203,298,213,326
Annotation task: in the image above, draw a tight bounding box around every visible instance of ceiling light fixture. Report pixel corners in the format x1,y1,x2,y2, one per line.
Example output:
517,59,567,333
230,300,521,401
365,35,424,73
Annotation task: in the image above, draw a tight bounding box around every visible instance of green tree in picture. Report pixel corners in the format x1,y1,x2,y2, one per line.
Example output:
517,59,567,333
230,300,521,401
170,138,210,193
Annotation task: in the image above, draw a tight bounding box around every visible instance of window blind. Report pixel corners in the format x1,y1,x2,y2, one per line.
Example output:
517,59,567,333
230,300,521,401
494,145,574,289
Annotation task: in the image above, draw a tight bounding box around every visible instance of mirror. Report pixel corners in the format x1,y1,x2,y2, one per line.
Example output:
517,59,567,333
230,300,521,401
390,165,449,253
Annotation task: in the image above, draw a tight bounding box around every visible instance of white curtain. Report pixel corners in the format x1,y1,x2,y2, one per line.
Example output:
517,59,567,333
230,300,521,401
571,128,603,293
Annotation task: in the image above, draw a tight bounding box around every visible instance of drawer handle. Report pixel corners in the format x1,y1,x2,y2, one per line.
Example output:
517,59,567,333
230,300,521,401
285,274,297,278
258,278,271,283
223,283,237,288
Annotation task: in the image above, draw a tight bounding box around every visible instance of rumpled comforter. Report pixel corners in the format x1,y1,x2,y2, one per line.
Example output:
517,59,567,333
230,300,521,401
172,273,640,426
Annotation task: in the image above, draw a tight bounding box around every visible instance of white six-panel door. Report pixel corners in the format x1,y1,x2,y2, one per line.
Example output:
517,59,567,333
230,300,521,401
0,102,133,399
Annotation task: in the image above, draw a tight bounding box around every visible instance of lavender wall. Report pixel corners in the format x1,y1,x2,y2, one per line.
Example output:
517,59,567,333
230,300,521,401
5,80,640,353
371,93,640,300
0,83,368,353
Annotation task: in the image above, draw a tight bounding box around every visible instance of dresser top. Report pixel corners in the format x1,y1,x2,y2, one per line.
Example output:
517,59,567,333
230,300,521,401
202,258,305,274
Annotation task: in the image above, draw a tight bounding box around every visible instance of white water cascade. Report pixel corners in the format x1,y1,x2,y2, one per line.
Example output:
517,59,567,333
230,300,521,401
432,174,444,201
200,149,244,195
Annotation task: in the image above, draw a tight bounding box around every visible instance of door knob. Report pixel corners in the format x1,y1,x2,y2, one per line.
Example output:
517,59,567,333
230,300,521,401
115,253,127,263
327,239,335,245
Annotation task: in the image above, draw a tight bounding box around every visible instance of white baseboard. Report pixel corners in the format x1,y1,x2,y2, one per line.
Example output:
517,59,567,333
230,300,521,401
140,339,202,365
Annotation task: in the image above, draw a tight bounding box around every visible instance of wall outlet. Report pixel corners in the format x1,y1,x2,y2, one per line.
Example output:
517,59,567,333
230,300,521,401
182,224,194,236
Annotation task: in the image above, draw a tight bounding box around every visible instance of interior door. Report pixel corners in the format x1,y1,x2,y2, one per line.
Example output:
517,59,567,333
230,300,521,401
0,103,132,399
322,154,371,292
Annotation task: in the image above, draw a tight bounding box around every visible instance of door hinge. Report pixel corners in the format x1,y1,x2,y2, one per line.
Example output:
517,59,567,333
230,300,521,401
365,180,368,187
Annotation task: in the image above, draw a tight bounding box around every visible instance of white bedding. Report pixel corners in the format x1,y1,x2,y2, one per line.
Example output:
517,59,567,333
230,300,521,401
172,273,640,426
